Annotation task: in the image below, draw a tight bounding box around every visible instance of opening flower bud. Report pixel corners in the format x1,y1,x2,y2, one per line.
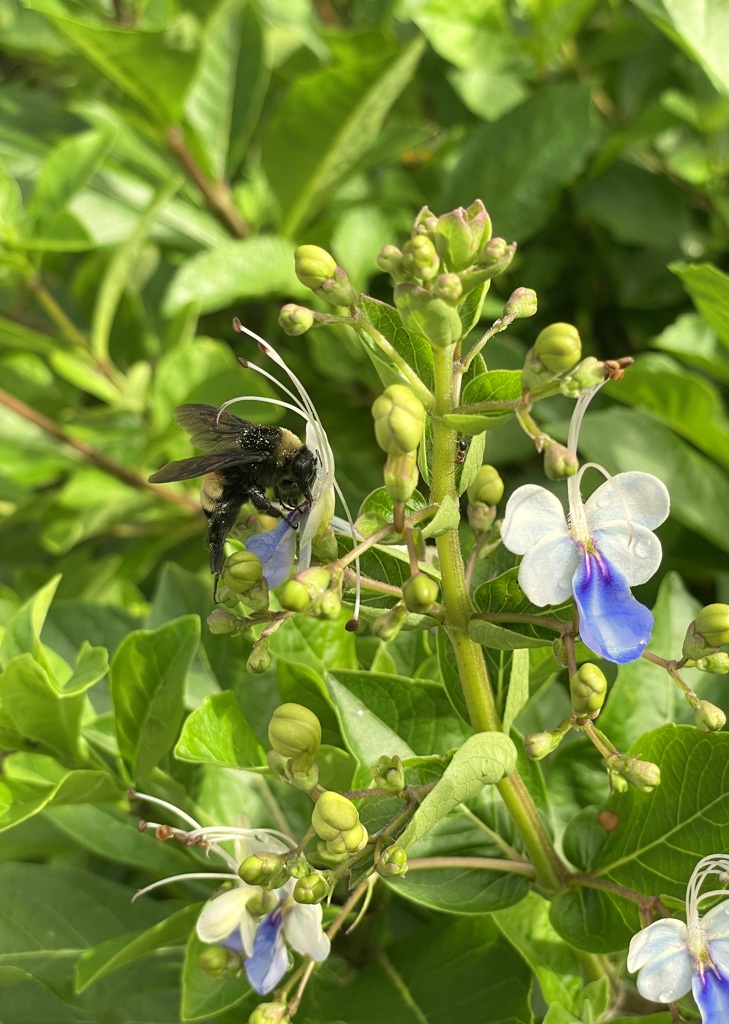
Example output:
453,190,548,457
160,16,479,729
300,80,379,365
377,845,408,878
433,200,491,271
278,303,316,336
403,573,439,614
401,235,440,281
371,754,405,793
222,550,264,595
294,245,337,290
467,465,504,507
543,443,579,481
611,756,661,793
293,873,329,905
372,384,426,455
268,702,321,771
503,287,537,320
570,663,608,718
694,700,726,733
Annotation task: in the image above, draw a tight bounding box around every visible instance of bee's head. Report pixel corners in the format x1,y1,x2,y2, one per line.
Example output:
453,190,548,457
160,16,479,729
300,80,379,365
280,444,318,506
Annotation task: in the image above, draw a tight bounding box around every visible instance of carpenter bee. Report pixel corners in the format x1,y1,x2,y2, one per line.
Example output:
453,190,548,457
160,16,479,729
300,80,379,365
149,404,318,586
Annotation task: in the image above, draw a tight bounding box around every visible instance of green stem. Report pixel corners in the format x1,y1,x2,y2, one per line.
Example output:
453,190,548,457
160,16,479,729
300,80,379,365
430,346,565,891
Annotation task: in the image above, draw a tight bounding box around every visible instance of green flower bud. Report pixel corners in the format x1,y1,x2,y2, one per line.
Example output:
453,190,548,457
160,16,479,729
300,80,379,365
479,237,509,264
413,205,438,235
611,756,661,793
214,584,243,610
288,764,319,793
552,636,568,668
294,245,337,290
403,573,439,614
293,873,329,905
312,792,368,854
206,608,240,635
377,845,408,878
268,702,321,771
694,700,726,733
503,287,538,320
248,1001,291,1024
393,283,463,349
523,730,564,760
372,385,426,455
467,502,496,534
222,550,264,595
278,567,331,613
371,754,405,793
246,889,278,917
239,853,287,888
609,770,630,794
371,604,409,642
433,200,491,271
544,443,579,480
467,465,504,507
199,944,235,976
477,238,517,278
560,356,605,396
317,266,357,307
311,523,339,562
685,605,729,658
431,272,463,303
534,323,582,373
278,303,316,336
313,590,342,620
285,854,310,879
377,244,405,278
246,643,271,675
696,653,729,674
570,663,608,718
402,235,440,281
384,450,420,503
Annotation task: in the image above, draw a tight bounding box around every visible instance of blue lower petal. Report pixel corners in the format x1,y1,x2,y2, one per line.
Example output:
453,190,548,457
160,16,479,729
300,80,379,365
245,520,296,589
244,907,289,995
693,966,729,1023
572,548,653,663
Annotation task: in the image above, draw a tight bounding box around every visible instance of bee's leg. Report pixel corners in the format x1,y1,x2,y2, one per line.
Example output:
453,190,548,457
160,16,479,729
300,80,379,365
205,496,245,583
247,488,285,520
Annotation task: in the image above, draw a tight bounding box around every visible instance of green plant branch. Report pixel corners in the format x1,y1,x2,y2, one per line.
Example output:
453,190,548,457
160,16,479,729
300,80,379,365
166,126,248,238
407,856,535,877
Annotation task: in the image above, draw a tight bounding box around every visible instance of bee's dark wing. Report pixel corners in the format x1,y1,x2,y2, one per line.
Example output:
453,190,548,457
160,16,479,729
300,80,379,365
174,404,263,453
149,450,266,484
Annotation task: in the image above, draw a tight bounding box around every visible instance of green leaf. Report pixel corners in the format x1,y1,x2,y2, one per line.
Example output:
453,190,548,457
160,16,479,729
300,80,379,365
49,349,121,404
551,725,729,951
269,611,358,674
0,752,119,832
652,313,729,385
0,575,62,675
456,430,487,495
357,295,435,393
399,733,517,848
670,261,729,348
454,368,522,428
470,567,571,650
420,494,460,539
76,904,200,993
503,648,529,735
0,654,86,760
174,691,267,771
264,38,426,235
162,236,307,317
110,616,199,781
443,82,595,240
355,486,427,537
184,0,267,180
181,931,253,1021
629,0,729,97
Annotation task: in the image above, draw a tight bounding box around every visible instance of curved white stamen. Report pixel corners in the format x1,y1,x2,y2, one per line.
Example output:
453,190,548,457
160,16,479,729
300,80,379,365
685,854,729,955
566,383,605,540
185,825,296,848
133,871,236,901
132,791,203,831
333,477,361,622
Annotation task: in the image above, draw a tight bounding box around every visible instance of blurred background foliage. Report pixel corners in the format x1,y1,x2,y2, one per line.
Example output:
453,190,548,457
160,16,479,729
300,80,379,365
1,0,729,1020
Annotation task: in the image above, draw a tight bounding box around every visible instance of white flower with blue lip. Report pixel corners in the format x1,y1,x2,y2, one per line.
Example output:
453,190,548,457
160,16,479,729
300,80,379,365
500,387,670,663
628,854,729,1020
132,792,330,995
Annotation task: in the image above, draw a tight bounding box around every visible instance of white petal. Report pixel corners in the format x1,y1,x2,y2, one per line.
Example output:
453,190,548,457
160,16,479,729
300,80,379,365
238,910,259,957
196,886,254,944
501,485,568,556
283,904,331,962
584,472,670,532
627,919,693,1003
592,523,663,586
700,900,729,942
517,533,580,606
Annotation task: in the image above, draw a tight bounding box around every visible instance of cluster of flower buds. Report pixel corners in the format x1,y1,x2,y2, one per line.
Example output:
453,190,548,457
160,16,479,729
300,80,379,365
466,464,504,533
267,702,322,792
375,201,521,350
683,604,729,660
569,663,607,719
311,791,368,858
371,754,405,794
521,323,608,406
608,755,661,794
278,565,342,620
372,383,426,504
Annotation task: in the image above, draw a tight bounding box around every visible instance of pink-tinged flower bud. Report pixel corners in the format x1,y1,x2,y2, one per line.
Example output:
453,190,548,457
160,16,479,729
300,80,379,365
684,604,729,659
503,287,537,320
377,244,405,278
293,873,329,905
695,652,729,674
570,663,608,718
402,235,440,281
317,266,357,307
371,754,405,793
611,756,661,793
477,237,516,275
278,303,316,336
377,845,408,878
268,703,321,771
433,200,491,271
431,272,463,303
412,205,438,235
403,573,439,614
372,384,426,455
523,730,563,760
543,443,579,480
393,283,463,349
694,700,726,733
294,245,337,290
467,465,504,507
